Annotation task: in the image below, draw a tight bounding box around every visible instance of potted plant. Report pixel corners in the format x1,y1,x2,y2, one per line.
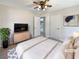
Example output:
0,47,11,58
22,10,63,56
0,28,10,48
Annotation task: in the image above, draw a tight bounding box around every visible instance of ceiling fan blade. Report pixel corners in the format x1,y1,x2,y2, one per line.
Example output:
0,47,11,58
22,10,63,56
46,0,49,1
47,5,52,7
33,1,39,5
44,0,49,5
34,6,38,9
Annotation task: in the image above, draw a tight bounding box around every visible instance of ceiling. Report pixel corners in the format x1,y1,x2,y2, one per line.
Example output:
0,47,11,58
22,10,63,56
0,0,79,12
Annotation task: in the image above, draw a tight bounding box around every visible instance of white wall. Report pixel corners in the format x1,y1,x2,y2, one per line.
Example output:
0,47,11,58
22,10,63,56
0,5,8,47
45,14,50,37
50,5,79,41
34,16,40,37
0,5,34,46
34,13,50,37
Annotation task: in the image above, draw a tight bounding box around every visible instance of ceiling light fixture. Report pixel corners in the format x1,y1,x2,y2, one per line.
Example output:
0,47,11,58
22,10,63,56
33,0,52,11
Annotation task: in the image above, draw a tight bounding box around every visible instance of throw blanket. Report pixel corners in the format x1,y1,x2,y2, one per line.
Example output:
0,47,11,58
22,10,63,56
16,37,63,59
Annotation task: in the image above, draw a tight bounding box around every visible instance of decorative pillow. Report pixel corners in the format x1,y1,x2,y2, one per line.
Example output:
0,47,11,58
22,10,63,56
64,49,74,59
64,37,75,49
63,37,75,59
74,48,79,59
74,37,79,49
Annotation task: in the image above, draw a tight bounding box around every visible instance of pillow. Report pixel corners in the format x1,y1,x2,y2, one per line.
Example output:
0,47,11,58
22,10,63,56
73,32,79,38
64,49,74,59
63,37,75,59
74,37,79,49
64,37,75,49
74,48,79,59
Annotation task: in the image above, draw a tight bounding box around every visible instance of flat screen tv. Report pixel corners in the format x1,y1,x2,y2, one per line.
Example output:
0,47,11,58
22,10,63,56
14,23,28,32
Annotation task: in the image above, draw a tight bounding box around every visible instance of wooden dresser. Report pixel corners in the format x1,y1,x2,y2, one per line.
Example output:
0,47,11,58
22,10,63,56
14,31,31,43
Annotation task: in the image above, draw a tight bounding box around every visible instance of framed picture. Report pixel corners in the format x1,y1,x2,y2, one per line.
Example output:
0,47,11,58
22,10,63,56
64,15,79,27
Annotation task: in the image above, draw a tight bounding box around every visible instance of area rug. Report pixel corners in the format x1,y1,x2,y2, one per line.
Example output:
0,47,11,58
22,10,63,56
8,48,18,59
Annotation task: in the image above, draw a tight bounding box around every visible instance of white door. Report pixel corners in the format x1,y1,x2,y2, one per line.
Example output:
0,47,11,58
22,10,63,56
34,16,40,37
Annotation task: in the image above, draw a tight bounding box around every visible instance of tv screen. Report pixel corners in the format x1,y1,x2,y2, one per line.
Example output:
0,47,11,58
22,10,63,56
14,23,28,32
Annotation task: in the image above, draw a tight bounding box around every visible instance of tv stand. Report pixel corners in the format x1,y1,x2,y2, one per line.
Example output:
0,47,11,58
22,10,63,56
14,31,31,43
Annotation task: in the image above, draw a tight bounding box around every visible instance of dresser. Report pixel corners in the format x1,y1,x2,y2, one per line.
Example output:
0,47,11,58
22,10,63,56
14,31,31,43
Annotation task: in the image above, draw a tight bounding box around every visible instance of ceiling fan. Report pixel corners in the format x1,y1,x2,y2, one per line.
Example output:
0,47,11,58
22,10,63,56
33,0,52,10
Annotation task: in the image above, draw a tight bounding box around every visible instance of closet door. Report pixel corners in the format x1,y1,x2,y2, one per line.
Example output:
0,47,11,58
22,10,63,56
34,16,40,37
50,15,64,41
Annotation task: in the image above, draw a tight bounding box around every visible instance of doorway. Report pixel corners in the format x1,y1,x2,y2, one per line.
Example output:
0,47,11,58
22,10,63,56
40,17,45,36
34,16,45,37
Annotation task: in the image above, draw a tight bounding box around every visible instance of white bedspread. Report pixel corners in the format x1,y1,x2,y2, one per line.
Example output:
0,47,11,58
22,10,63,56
16,36,47,59
16,37,63,59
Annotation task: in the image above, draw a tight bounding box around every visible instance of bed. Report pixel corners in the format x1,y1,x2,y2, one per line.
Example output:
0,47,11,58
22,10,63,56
9,36,79,59
15,36,63,59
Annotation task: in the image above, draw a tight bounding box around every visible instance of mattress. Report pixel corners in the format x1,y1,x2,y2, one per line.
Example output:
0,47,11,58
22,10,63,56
16,36,62,59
